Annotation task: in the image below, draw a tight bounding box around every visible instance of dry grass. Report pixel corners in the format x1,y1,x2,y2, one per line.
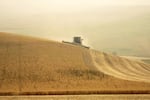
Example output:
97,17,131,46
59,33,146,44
0,32,150,95
0,95,150,100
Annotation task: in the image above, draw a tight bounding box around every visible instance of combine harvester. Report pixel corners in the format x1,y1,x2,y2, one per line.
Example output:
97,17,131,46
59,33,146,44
62,36,90,49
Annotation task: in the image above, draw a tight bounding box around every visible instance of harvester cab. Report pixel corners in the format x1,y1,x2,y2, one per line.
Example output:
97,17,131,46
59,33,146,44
62,36,90,49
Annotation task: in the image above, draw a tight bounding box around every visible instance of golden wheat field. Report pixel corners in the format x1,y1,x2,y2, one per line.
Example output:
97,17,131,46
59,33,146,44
0,32,150,95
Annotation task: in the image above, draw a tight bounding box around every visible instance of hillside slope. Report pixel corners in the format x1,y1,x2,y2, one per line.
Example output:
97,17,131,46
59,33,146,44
0,32,150,94
90,50,150,83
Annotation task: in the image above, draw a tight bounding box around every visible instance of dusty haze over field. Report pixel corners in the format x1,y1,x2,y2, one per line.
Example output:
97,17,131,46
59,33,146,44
0,0,150,56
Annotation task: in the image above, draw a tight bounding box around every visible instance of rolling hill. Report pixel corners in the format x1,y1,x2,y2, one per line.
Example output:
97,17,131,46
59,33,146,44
0,32,150,95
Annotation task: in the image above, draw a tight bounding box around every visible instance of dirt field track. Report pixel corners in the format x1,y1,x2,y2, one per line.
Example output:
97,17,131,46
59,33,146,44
0,32,150,95
0,95,150,100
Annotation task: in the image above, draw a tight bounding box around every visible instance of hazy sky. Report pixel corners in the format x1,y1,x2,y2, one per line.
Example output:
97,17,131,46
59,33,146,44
0,0,150,56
